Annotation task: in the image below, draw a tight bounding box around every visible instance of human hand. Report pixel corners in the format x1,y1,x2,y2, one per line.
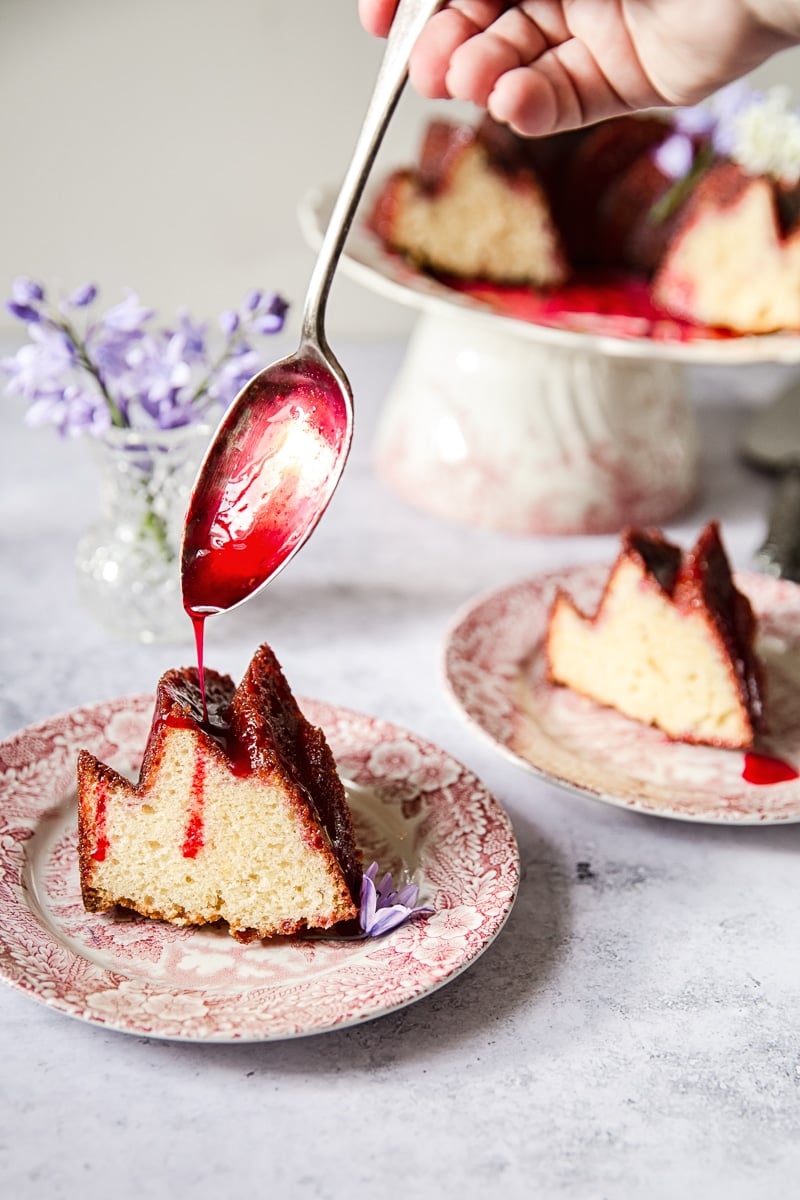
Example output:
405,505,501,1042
358,1,800,135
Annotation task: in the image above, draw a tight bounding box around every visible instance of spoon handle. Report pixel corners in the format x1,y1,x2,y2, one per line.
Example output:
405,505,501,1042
301,0,446,347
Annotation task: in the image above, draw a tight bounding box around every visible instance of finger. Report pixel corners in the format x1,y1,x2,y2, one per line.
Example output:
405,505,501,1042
566,1,664,109
488,41,628,135
358,0,399,38
444,7,552,107
408,2,509,97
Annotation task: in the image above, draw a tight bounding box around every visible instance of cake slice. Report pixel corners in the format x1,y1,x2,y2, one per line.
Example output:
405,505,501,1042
370,118,568,287
77,644,362,941
546,522,764,747
653,161,800,332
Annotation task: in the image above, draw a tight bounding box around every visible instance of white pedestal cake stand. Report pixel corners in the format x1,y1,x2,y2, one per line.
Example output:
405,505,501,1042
300,186,800,536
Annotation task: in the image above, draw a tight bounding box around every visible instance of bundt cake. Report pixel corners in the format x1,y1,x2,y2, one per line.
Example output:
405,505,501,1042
370,88,800,334
77,643,362,941
545,522,765,748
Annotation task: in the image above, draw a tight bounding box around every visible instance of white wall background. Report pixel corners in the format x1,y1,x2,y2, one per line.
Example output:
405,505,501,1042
1,0,798,340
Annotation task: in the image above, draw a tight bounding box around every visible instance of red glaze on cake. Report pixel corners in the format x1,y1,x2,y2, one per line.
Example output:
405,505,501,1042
546,522,765,748
77,644,362,941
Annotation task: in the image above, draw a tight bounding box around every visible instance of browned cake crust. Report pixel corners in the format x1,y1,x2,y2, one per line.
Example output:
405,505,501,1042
77,644,362,940
618,522,763,728
621,527,682,591
227,644,362,898
672,522,764,729
545,522,765,747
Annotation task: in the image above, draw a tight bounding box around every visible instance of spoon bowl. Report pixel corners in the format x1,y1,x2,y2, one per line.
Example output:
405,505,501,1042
181,0,445,624
182,342,351,616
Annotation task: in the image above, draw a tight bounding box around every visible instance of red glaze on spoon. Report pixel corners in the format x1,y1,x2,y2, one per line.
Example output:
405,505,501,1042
182,351,350,618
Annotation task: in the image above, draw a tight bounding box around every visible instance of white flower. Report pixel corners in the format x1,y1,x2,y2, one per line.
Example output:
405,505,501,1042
728,87,800,185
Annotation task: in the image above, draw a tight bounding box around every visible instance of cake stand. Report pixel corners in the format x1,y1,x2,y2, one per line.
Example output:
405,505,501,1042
299,186,800,536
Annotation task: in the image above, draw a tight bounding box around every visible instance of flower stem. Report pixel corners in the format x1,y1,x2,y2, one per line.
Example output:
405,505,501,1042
191,329,245,410
138,499,175,563
649,143,716,225
53,313,129,428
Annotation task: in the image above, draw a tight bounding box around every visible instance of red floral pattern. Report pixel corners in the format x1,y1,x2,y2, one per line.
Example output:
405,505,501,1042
0,697,519,1040
444,567,800,824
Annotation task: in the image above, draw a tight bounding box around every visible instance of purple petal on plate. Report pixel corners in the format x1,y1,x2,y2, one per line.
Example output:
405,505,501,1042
366,905,416,937
359,871,378,932
393,882,421,908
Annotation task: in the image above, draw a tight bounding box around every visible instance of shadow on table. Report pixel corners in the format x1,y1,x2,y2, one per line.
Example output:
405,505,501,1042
163,807,572,1073
625,806,800,853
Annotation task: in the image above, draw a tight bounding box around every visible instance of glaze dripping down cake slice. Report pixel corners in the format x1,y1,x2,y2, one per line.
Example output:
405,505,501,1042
77,644,362,941
545,522,765,748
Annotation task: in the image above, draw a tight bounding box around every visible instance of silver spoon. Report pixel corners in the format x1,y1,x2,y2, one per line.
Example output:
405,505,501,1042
181,0,445,629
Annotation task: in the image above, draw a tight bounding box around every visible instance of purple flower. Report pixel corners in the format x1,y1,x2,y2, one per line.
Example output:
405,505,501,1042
11,276,45,305
255,292,289,334
359,862,433,937
207,346,261,408
254,314,285,335
26,383,111,438
3,279,289,438
1,325,76,398
122,333,195,428
219,309,240,336
6,301,42,324
653,132,695,180
102,292,154,332
671,105,715,138
169,309,207,363
69,282,97,308
87,324,143,380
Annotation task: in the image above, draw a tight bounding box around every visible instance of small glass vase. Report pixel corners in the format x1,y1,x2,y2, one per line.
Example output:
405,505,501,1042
75,422,212,643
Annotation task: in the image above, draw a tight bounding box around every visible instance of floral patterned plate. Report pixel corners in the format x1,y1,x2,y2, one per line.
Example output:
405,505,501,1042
0,697,519,1041
443,566,800,824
